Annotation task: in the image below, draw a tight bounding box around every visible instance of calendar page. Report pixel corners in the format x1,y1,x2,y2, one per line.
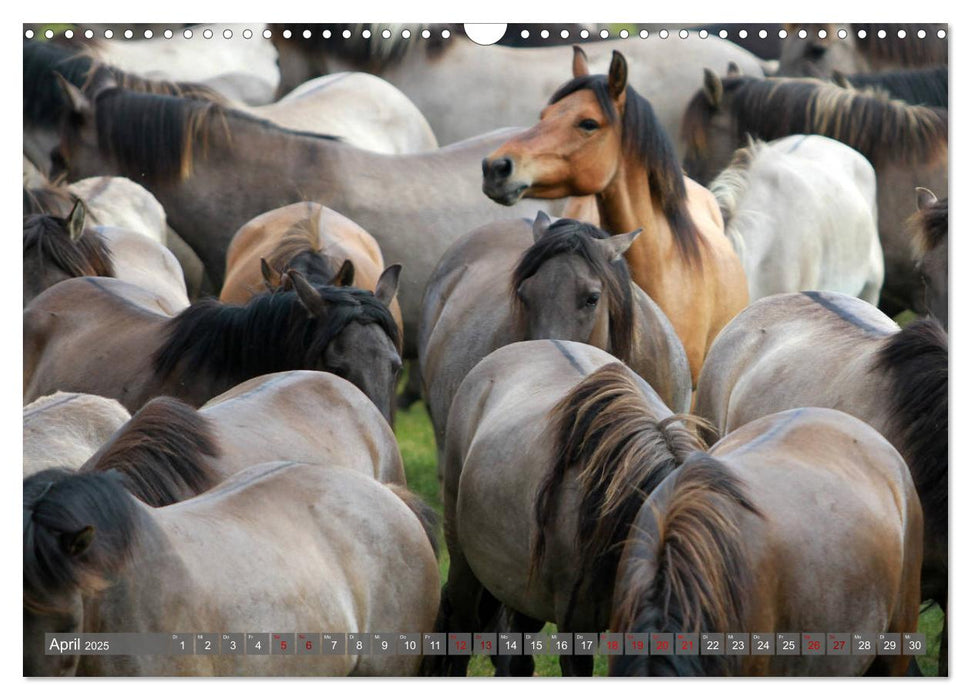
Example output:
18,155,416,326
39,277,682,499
22,21,948,680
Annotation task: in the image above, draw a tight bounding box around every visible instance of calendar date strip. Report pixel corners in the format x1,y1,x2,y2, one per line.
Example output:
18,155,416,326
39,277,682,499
46,631,927,657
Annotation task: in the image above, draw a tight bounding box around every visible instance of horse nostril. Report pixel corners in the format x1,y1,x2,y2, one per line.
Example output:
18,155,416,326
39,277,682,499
483,157,513,181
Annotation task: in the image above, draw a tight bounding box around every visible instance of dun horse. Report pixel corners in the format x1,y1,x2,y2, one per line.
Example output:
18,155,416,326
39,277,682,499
23,392,130,477
24,202,189,312
53,84,570,355
434,341,706,676
708,135,882,302
694,291,948,674
482,49,748,382
419,213,691,477
681,72,947,315
24,461,439,676
221,201,403,335
78,371,405,488
610,407,923,676
24,271,401,422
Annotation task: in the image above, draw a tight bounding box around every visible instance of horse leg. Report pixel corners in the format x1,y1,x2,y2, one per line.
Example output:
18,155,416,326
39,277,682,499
437,548,497,677
558,644,594,677
938,598,948,676
491,608,544,677
397,360,423,409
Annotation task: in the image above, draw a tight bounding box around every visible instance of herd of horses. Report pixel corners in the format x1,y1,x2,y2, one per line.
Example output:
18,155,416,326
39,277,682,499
22,23,948,677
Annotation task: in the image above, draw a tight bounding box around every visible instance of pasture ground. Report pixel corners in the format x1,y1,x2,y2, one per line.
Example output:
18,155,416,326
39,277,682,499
394,372,943,677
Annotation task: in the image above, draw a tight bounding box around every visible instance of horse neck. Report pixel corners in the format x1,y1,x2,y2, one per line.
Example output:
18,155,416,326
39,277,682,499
598,157,672,298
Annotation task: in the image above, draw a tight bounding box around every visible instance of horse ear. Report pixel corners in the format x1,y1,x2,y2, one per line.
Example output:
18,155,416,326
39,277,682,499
703,69,723,108
330,259,355,287
572,45,590,78
66,199,86,243
832,69,851,89
54,72,91,116
916,187,938,211
607,51,628,100
726,61,742,77
597,229,642,262
289,269,327,317
532,210,552,242
374,264,402,307
60,525,95,557
259,258,276,291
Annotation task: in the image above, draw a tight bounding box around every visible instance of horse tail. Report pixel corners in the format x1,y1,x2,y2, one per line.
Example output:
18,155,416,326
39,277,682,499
80,397,220,507
387,483,440,558
646,454,759,635
532,362,708,619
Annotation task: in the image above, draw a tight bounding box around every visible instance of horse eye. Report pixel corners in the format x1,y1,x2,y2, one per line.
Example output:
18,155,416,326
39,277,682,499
578,119,599,132
807,43,827,59
585,292,601,307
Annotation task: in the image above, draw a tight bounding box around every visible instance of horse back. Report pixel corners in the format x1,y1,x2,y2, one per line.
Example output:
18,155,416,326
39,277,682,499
23,277,168,409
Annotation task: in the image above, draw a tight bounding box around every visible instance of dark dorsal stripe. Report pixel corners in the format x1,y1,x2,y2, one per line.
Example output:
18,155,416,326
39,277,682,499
801,291,894,336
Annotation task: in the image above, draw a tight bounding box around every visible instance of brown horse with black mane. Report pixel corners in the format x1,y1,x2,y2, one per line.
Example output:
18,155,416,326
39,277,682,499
681,72,947,315
694,291,948,674
609,407,923,676
24,270,402,422
482,49,747,383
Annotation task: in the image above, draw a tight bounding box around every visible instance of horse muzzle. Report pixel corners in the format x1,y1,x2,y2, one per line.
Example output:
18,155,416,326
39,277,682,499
481,156,528,206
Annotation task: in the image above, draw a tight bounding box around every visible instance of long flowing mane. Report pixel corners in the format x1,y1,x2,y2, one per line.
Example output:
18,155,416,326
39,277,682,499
24,39,228,130
548,76,705,265
843,66,948,108
682,75,948,168
909,196,948,257
153,285,399,384
83,88,340,184
23,213,114,278
511,219,635,363
532,363,707,627
80,397,220,507
873,319,947,544
610,454,760,676
24,468,139,614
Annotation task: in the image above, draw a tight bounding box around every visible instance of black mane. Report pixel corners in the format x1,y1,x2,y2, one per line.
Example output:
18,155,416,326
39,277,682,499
549,76,704,265
87,88,340,183
874,318,948,543
153,285,399,384
511,218,635,363
24,468,139,613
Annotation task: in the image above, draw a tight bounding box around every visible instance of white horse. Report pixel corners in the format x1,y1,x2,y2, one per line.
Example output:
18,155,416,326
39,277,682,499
83,24,280,105
272,29,766,155
23,392,130,477
709,135,883,303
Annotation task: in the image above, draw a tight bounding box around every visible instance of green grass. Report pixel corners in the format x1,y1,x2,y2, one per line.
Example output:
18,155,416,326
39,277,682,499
394,368,945,677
